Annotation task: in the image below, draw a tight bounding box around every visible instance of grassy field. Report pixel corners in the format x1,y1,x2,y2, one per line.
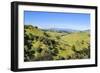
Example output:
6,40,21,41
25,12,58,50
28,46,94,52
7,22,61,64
24,25,90,62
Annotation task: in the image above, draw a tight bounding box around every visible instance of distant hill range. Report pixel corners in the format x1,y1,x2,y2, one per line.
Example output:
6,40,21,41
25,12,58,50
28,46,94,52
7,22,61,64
83,29,90,32
42,28,90,33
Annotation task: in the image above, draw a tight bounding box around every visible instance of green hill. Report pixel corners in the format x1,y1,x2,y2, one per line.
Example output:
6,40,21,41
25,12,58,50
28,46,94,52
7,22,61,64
24,25,90,62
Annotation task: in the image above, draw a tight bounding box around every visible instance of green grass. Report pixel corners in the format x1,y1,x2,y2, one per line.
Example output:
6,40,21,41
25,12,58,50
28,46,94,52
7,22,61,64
61,32,89,45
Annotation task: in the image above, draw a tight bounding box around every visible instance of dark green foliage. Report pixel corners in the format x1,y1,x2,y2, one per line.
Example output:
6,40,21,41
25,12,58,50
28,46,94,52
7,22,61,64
37,48,43,53
44,32,50,37
71,46,90,59
72,45,76,51
34,26,38,29
56,36,60,39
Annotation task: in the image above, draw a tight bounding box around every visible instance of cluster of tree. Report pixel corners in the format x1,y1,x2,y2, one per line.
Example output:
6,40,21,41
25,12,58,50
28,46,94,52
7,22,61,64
70,44,90,59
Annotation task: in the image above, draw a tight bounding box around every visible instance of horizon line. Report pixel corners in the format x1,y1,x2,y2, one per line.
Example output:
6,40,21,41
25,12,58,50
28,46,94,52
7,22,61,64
24,24,90,31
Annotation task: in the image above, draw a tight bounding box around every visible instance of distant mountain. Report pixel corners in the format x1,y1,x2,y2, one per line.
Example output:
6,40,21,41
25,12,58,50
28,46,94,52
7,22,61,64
80,29,90,33
42,28,80,33
84,29,90,32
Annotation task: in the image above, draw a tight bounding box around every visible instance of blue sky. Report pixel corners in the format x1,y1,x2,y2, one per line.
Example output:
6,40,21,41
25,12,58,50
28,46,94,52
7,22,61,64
24,11,90,30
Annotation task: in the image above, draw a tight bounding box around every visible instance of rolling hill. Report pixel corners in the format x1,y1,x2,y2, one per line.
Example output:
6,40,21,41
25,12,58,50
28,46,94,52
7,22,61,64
24,25,90,62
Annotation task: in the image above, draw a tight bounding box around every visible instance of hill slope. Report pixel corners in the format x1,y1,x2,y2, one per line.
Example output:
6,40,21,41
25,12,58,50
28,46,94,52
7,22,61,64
24,25,90,62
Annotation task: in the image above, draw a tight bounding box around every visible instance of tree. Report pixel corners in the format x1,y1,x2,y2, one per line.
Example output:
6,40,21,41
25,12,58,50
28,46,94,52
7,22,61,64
56,36,60,40
72,45,76,52
34,26,38,29
81,40,84,44
44,32,50,37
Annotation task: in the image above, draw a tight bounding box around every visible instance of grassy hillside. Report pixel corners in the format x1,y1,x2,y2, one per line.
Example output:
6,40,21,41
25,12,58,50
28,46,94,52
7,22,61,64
24,25,90,62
